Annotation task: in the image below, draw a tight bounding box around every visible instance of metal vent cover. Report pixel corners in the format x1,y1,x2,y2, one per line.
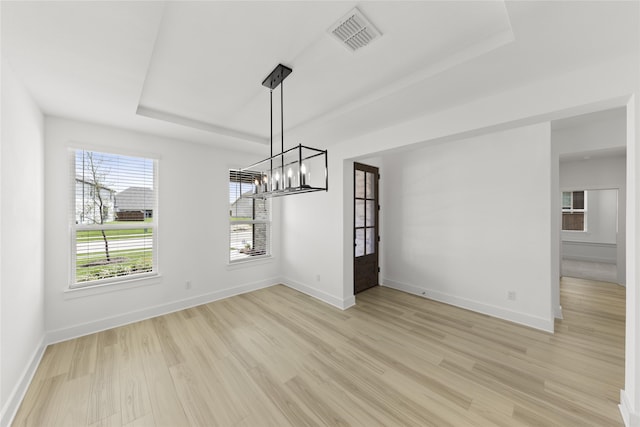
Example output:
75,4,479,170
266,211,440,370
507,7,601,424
329,7,381,52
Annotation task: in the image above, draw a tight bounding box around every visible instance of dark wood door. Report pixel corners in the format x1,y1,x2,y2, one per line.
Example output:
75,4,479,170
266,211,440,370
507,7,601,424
354,162,379,294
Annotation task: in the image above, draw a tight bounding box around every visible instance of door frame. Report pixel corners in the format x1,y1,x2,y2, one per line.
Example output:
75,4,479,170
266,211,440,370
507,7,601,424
353,162,379,294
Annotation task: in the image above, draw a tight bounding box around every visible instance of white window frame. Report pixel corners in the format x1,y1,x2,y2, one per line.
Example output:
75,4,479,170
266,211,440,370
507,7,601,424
229,170,271,264
562,190,587,232
70,148,159,288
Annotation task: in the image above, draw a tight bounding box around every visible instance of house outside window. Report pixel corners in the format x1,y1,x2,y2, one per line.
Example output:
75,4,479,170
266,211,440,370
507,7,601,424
562,190,586,231
72,149,157,286
229,170,270,262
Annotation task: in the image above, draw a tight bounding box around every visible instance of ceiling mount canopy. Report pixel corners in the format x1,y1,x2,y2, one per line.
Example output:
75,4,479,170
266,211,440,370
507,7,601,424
262,63,293,90
236,64,328,199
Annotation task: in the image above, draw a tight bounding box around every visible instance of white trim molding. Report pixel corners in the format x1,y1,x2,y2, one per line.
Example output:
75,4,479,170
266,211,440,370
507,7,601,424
1,336,47,427
280,277,355,310
48,277,356,345
555,304,564,320
382,278,555,333
620,389,640,427
561,240,617,264
47,277,279,344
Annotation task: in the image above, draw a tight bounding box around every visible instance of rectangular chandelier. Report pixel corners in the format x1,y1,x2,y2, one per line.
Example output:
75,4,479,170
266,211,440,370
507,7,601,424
235,64,328,199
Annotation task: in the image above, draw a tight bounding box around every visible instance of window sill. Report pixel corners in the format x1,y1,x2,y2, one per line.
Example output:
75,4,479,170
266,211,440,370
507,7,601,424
226,255,274,270
64,273,162,300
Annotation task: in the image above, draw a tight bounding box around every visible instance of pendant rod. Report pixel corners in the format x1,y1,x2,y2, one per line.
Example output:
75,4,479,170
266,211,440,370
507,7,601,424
270,89,273,190
281,81,284,175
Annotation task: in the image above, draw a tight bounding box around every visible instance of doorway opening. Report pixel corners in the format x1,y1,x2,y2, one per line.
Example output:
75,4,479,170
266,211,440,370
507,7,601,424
560,188,621,283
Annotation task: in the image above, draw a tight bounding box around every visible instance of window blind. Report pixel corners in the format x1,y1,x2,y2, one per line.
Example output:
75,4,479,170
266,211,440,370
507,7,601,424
72,149,157,286
229,170,270,262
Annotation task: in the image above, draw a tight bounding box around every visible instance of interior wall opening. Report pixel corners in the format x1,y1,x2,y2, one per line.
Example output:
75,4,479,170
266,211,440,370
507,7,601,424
560,188,621,284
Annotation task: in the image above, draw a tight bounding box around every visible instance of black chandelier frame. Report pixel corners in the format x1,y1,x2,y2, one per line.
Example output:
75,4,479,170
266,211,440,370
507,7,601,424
237,64,328,199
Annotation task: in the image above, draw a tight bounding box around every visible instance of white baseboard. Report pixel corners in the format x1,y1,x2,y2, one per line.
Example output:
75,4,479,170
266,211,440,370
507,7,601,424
280,277,355,310
382,278,554,333
46,277,279,344
555,304,563,319
1,335,47,427
562,255,617,264
620,389,640,427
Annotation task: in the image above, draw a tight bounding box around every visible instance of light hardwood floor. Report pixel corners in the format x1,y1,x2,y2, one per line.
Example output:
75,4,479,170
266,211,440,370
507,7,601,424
13,278,625,426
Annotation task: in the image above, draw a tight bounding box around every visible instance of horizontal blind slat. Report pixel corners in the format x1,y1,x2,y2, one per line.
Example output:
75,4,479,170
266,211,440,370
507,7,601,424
72,149,157,285
229,169,270,262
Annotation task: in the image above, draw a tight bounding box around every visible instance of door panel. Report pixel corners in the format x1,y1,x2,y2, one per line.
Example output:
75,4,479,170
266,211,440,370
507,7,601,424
354,163,379,294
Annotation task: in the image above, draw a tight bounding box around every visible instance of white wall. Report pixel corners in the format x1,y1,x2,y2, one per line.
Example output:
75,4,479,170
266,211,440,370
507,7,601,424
555,113,627,155
44,117,281,341
560,189,619,260
382,124,554,331
0,62,45,426
280,53,639,424
583,189,619,244
282,54,636,319
279,175,350,308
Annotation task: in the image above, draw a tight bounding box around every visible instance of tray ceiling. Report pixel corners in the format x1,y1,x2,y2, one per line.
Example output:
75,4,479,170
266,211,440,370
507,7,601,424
2,1,638,152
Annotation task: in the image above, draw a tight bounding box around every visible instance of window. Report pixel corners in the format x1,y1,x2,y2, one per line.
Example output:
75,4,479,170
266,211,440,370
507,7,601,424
72,149,157,286
229,170,270,262
562,190,586,231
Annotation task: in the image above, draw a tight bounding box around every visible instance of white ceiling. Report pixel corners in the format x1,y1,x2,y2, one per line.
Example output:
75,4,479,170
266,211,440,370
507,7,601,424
552,107,626,132
2,1,639,154
554,107,628,162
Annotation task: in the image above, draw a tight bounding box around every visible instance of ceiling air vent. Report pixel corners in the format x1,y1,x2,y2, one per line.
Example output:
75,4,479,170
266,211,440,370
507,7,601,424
329,7,381,52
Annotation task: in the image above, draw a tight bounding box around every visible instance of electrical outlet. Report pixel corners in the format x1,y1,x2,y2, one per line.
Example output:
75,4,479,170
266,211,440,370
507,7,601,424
316,274,321,282
507,291,516,301
185,280,192,290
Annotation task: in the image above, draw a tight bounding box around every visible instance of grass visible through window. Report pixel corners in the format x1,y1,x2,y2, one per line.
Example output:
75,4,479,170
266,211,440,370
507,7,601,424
75,220,154,283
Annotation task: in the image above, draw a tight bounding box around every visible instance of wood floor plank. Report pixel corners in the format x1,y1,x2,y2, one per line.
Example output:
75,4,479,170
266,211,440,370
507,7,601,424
12,374,66,427
68,333,98,380
168,363,218,427
53,375,92,426
247,364,321,427
119,357,152,425
32,339,76,381
151,315,184,367
13,279,626,426
140,352,189,426
87,344,120,425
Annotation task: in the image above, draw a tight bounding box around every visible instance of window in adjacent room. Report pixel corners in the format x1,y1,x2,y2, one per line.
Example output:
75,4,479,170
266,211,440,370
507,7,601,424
562,190,586,231
229,170,270,262
72,149,157,287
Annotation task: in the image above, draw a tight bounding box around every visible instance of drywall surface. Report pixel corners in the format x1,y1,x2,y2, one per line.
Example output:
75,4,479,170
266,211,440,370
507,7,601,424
381,124,554,331
1,62,45,426
44,117,281,340
554,113,626,156
282,54,636,318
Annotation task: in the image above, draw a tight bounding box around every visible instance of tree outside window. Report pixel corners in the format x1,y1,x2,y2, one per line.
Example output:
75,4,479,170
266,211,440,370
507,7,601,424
73,149,157,286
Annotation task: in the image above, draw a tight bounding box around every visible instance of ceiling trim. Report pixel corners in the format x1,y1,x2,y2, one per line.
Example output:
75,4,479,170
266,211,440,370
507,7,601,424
287,25,515,138
135,106,268,145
